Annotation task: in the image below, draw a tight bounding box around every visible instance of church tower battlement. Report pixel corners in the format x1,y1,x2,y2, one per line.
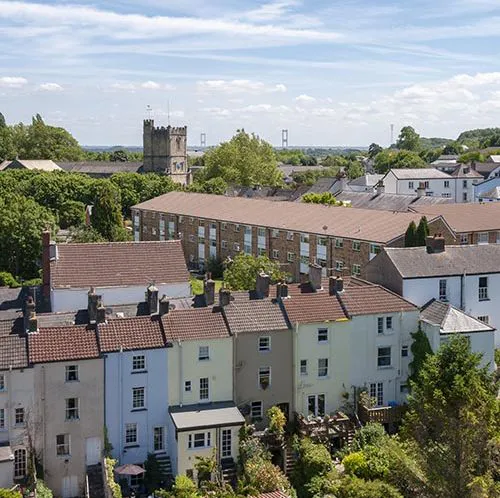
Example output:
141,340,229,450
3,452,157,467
143,120,190,185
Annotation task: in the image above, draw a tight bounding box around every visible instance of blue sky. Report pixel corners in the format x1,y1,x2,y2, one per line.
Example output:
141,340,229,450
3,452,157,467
1,0,500,146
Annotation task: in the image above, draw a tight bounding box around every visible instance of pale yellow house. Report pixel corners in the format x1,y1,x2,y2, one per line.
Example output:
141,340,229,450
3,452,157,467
29,324,103,498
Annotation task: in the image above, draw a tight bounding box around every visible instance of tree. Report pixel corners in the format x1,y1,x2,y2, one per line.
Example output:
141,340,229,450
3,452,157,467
374,150,426,174
243,458,291,495
415,216,429,246
396,126,420,151
458,151,486,164
442,142,462,155
91,182,126,241
0,126,15,160
0,195,56,278
408,325,433,385
404,221,417,247
143,453,163,494
223,253,287,291
267,406,286,438
402,335,500,498
0,112,6,128
202,130,282,186
58,200,86,229
0,490,22,498
329,476,404,498
187,177,228,195
171,475,199,498
69,226,107,243
302,192,348,206
368,143,383,158
110,149,128,162
345,160,364,179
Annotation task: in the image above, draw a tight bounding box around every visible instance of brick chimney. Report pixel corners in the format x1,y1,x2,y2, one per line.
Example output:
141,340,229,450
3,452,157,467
276,282,289,300
28,311,38,333
147,283,159,315
309,263,322,292
88,287,99,324
335,277,344,293
159,295,170,316
204,276,215,306
256,272,270,299
329,276,344,294
377,182,385,195
416,182,426,198
219,288,231,307
426,234,445,254
97,300,106,324
24,296,36,333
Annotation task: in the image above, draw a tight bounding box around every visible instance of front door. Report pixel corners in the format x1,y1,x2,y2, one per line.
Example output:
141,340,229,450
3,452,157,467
85,437,102,466
61,476,79,498
153,427,165,452
221,429,232,458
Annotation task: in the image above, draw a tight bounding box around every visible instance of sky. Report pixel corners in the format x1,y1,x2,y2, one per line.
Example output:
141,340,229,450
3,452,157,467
1,0,500,147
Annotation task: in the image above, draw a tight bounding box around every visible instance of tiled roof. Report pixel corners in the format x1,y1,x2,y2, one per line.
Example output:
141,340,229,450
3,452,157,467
58,161,142,174
224,296,289,334
0,287,23,321
282,278,416,324
51,240,189,288
382,244,500,278
98,316,166,352
162,307,230,342
388,168,451,180
449,164,483,178
133,192,434,244
9,160,61,171
479,186,500,200
253,492,291,498
411,201,500,233
28,325,99,363
0,319,28,370
420,299,495,334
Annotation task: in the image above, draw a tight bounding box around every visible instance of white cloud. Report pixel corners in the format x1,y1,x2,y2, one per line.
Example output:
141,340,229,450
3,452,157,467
0,76,28,88
38,82,63,92
295,94,316,103
110,81,175,91
141,80,161,90
197,79,287,95
240,1,300,22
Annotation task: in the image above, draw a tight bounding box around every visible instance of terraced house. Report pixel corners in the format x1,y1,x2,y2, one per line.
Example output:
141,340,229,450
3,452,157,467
132,191,456,280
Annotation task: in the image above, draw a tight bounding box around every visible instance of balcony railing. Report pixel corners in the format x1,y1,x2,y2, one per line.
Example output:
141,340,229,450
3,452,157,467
358,403,406,425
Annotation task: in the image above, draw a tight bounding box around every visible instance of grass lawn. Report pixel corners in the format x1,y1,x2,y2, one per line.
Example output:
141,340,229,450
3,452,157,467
190,277,224,296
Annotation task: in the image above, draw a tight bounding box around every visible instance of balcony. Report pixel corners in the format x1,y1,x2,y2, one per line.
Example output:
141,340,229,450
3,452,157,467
358,403,406,425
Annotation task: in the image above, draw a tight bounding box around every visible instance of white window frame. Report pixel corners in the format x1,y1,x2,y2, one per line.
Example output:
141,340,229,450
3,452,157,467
221,240,228,249
258,366,271,389
65,365,79,382
200,377,209,401
386,316,393,330
317,328,328,343
352,240,360,251
271,229,279,238
352,264,361,276
300,359,307,376
370,382,384,407
318,358,328,378
0,374,5,391
286,231,294,241
125,423,138,445
377,347,392,368
479,276,489,301
14,449,26,479
56,434,70,456
401,345,409,357
185,381,192,392
478,232,489,245
377,317,384,335
250,401,263,420
307,394,325,416
198,346,210,361
132,355,146,371
272,249,279,259
439,279,447,301
287,252,295,262
15,407,25,426
258,336,271,352
477,315,489,324
188,432,211,449
335,238,343,249
335,261,343,272
132,387,145,409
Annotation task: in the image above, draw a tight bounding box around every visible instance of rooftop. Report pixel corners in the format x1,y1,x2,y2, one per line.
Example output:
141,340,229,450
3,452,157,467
387,168,451,180
169,401,245,431
478,186,500,200
347,174,384,188
28,325,99,363
51,240,189,289
133,191,434,244
58,161,142,175
420,299,495,334
1,159,61,171
410,202,500,233
162,307,230,342
0,318,28,370
449,164,483,178
381,244,500,278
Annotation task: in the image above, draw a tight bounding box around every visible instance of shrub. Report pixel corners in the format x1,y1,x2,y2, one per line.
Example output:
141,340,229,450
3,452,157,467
267,406,286,437
104,457,122,498
36,480,53,498
342,452,370,478
171,475,199,498
0,271,20,287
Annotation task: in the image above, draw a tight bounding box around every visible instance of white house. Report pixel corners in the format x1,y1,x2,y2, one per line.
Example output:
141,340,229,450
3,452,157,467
475,176,500,202
381,168,481,202
282,276,419,416
420,300,496,371
42,232,191,313
366,238,500,346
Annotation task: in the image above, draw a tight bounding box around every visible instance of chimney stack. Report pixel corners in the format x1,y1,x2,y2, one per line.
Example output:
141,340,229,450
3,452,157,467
416,182,426,198
277,282,289,300
377,182,385,195
28,311,38,333
335,277,344,293
426,234,445,254
329,276,336,296
256,272,270,299
159,295,170,316
88,287,99,324
24,296,36,333
204,276,215,306
147,283,159,315
309,263,322,292
97,300,106,324
219,288,231,307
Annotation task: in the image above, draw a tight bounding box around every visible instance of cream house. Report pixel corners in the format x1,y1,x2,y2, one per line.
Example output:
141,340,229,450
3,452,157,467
282,276,419,416
162,304,243,478
29,323,103,498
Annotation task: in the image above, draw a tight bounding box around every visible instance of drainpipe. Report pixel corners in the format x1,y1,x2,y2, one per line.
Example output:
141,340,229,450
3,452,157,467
7,366,12,445
178,341,183,407
42,366,46,475
292,323,299,415
460,271,466,310
119,346,123,461
232,333,237,403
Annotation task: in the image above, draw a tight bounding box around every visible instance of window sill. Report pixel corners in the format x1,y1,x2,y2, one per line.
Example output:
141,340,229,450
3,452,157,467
131,370,147,375
198,359,210,362
65,380,79,383
258,350,271,353
65,418,80,422
318,376,329,380
478,298,490,302
377,366,393,370
124,444,140,449
57,454,71,459
188,446,211,451
131,408,147,412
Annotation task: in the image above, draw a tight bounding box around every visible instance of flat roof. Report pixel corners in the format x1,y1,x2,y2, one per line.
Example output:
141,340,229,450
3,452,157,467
169,402,245,431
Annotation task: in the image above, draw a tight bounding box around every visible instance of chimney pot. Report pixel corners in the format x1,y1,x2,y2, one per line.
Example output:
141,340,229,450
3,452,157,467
28,311,38,333
416,183,426,198
219,288,231,307
97,301,106,324
88,287,99,324
256,272,270,299
147,283,159,315
329,276,336,296
24,296,36,333
204,278,215,306
159,295,170,316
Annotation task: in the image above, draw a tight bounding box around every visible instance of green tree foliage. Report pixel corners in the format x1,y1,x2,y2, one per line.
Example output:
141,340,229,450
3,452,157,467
187,177,228,195
143,453,163,494
35,480,54,498
458,151,486,164
68,226,107,243
408,325,433,385
373,150,426,174
0,271,20,287
415,216,429,246
442,142,463,155
58,200,86,229
0,112,6,128
404,221,417,247
0,195,55,278
0,489,22,498
402,335,500,498
243,458,292,495
329,476,403,498
345,160,364,179
396,126,420,151
223,253,287,291
110,149,128,162
267,406,286,437
202,130,282,186
91,182,127,241
368,143,383,158
171,475,199,498
457,127,500,144
419,147,442,163
302,192,348,206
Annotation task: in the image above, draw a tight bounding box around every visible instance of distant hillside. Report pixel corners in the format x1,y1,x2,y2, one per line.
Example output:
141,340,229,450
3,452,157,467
419,137,454,149
457,128,500,143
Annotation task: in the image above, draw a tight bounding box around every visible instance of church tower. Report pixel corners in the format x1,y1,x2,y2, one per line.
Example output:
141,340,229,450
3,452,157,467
143,120,191,185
